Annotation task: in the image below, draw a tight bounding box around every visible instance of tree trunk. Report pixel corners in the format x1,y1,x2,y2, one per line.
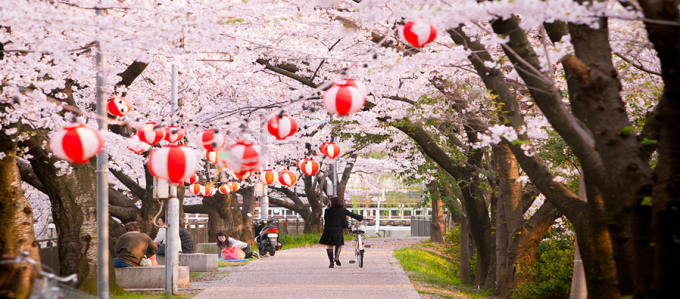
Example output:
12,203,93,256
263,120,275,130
494,193,509,297
200,193,245,242
459,208,472,285
238,186,256,246
430,188,445,243
570,176,587,299
0,124,40,299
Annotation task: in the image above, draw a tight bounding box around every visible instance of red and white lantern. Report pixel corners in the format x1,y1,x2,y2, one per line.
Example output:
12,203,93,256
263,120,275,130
49,124,102,164
398,19,437,48
195,129,225,151
200,186,216,197
299,158,320,176
322,79,367,116
188,184,204,195
227,181,240,192
147,145,199,184
137,122,165,145
267,114,298,140
340,79,368,98
107,97,132,117
127,134,150,154
206,150,219,164
225,140,262,174
218,184,231,194
296,159,305,170
319,142,329,156
258,169,278,185
324,143,341,159
231,170,253,181
164,126,184,143
279,170,297,187
185,173,198,185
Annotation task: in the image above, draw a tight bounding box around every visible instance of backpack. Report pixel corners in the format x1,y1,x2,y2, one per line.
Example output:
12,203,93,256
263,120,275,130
222,246,246,260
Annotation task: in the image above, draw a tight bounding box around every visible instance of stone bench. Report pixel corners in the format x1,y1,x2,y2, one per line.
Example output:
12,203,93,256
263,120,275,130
157,253,218,272
115,266,189,289
196,243,221,255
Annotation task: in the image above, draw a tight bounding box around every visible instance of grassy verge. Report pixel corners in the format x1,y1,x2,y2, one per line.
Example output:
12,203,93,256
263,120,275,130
278,233,355,250
111,289,201,299
394,242,491,299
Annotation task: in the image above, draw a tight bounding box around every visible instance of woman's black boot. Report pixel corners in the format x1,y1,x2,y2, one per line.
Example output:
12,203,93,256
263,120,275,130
334,246,342,266
326,249,334,268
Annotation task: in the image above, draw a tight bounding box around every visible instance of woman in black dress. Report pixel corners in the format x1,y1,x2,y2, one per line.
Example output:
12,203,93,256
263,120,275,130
319,196,373,268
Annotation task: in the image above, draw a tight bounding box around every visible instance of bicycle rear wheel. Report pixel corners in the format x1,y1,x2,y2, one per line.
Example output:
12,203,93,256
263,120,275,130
358,250,364,268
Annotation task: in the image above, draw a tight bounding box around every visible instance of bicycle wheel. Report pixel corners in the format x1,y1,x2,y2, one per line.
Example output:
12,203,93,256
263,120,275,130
358,250,364,268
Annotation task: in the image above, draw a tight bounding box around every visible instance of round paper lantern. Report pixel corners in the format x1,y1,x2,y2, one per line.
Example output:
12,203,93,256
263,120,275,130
206,150,219,164
218,184,231,194
225,140,262,174
299,158,320,176
319,142,329,156
200,186,216,197
340,79,367,98
322,80,366,116
164,126,184,143
188,184,204,195
185,173,198,185
49,124,102,164
267,114,297,140
232,170,253,181
398,19,437,48
195,129,226,151
127,134,150,154
324,143,341,159
227,181,240,192
147,145,199,184
279,170,297,187
137,122,165,145
107,97,132,117
258,169,278,185
296,159,305,170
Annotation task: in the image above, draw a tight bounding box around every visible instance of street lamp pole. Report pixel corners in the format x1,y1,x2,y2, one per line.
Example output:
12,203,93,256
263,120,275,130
95,6,109,299
165,64,180,296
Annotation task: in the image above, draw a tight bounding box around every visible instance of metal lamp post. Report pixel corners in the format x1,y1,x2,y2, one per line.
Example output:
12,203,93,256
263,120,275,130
95,6,109,298
371,192,386,235
165,64,180,296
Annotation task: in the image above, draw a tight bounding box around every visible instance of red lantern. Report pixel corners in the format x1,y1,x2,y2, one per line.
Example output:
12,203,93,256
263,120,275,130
147,145,199,184
258,169,278,185
324,143,341,159
195,129,225,151
398,20,437,48
164,126,184,143
225,140,262,174
267,114,297,140
232,170,253,181
49,124,102,164
279,170,297,187
185,173,198,185
340,78,367,98
107,97,132,117
188,184,204,195
319,142,329,156
227,181,240,192
218,184,231,194
322,79,367,116
296,159,305,170
127,134,150,154
137,122,165,145
299,158,320,176
206,150,219,164
200,186,216,197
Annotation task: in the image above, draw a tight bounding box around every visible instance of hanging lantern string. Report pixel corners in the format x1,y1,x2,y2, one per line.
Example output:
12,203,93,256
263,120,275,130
259,26,397,128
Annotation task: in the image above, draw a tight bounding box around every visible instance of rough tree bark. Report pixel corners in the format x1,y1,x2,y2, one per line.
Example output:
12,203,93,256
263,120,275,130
0,117,40,299
237,186,256,246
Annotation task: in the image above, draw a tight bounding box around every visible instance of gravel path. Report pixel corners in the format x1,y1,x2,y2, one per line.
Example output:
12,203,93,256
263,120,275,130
193,237,426,299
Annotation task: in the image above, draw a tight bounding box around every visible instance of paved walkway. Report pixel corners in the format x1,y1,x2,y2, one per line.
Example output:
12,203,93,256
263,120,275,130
193,237,426,299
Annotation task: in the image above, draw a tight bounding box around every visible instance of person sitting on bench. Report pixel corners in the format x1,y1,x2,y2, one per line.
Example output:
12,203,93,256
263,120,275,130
114,221,158,267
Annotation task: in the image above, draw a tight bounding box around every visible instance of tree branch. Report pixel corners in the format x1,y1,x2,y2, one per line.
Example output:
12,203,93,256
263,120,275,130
183,204,206,214
111,169,145,200
16,158,47,194
613,52,661,76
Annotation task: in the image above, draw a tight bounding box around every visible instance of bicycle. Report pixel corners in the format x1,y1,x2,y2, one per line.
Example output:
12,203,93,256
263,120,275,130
348,220,370,268
0,251,94,299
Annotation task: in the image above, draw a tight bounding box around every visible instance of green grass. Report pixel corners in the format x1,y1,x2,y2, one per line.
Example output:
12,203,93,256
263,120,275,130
394,243,491,299
278,233,356,250
111,290,199,299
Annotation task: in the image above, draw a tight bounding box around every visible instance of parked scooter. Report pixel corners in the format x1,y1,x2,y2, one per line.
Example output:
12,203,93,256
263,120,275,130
253,219,283,256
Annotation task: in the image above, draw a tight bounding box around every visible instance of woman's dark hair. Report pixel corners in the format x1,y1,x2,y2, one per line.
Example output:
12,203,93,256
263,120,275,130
125,221,142,232
159,216,166,224
216,232,229,249
329,196,345,208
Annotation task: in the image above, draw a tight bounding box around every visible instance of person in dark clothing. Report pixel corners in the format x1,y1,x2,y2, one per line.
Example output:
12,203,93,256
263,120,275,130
114,221,158,267
319,196,373,268
179,220,194,253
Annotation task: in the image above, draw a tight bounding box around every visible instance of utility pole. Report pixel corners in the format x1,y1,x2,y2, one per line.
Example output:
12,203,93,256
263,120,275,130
95,5,109,299
260,129,269,220
165,64,180,296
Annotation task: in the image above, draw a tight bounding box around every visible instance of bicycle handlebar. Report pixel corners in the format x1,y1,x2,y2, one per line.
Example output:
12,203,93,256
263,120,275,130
0,251,78,284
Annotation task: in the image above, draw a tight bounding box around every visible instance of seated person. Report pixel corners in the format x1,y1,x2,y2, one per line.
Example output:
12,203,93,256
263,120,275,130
154,216,167,256
216,232,259,259
179,220,194,253
113,221,158,267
